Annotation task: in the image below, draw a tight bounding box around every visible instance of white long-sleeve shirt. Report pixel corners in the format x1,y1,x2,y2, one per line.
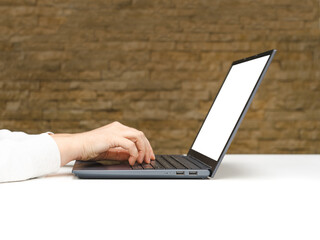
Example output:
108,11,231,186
0,130,61,183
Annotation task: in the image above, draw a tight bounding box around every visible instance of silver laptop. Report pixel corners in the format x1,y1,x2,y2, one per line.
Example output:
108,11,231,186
72,50,277,179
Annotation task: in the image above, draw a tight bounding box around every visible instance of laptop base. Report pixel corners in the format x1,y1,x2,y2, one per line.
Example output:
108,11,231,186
72,154,211,179
73,169,210,179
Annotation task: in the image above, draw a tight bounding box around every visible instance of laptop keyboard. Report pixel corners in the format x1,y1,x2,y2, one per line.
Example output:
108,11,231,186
131,155,208,170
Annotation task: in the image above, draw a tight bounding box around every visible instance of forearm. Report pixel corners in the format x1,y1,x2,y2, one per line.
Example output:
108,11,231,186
0,132,60,182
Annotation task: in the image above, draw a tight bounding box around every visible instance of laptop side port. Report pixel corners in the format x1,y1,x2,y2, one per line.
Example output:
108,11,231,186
189,171,198,175
176,171,185,175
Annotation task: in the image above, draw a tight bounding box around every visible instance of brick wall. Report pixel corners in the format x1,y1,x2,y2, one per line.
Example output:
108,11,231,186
0,0,319,154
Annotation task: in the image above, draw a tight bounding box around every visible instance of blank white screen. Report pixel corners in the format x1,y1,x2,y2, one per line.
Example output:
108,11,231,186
191,55,270,160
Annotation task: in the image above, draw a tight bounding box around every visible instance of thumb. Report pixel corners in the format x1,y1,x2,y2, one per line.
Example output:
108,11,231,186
106,148,130,161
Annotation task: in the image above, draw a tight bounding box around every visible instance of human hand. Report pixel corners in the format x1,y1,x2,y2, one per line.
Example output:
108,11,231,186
51,122,155,166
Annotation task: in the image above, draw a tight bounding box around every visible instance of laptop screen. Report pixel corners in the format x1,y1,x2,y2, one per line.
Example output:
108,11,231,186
191,54,270,161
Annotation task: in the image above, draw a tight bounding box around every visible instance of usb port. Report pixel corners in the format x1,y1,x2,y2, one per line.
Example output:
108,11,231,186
189,171,198,175
176,171,185,175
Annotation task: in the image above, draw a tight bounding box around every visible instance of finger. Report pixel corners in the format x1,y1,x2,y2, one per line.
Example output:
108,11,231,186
142,134,151,163
132,131,152,164
145,137,155,161
142,137,151,163
143,138,150,164
137,133,149,164
123,130,147,164
113,137,139,165
136,136,146,164
135,130,152,163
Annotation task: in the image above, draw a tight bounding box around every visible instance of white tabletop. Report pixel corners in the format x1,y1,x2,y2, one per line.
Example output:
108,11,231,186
1,154,320,240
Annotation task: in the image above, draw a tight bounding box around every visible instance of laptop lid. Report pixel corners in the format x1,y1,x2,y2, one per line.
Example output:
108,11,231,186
187,50,277,177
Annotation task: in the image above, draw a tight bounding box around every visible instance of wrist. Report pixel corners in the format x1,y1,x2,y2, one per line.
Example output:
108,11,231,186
50,133,81,166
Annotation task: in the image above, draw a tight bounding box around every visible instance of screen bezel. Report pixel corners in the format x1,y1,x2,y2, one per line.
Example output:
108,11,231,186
187,49,277,177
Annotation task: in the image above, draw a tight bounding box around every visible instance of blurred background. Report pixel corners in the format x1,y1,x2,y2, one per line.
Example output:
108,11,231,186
0,0,319,154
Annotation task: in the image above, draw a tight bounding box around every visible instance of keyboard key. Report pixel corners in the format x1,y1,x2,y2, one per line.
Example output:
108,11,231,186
132,164,143,170
156,156,175,169
162,155,186,169
142,163,154,169
171,156,200,169
150,161,164,169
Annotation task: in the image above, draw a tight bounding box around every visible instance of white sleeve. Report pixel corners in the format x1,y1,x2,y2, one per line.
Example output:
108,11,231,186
0,130,61,183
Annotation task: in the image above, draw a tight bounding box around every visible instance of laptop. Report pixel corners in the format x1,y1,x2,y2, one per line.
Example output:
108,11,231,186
72,49,277,179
